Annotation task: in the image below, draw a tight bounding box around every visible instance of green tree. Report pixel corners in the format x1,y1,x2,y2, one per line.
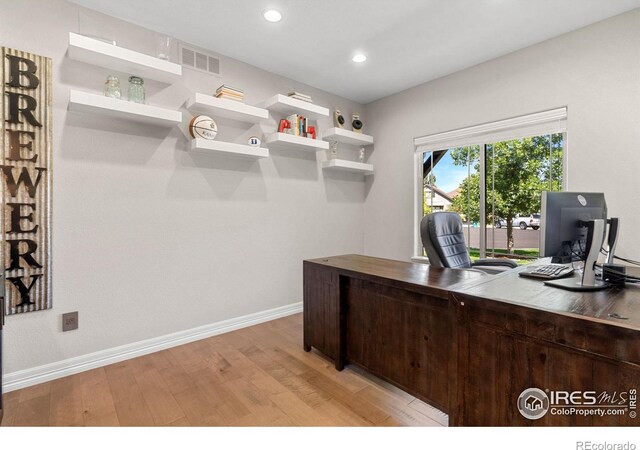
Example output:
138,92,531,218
450,173,480,223
424,173,437,187
447,135,563,253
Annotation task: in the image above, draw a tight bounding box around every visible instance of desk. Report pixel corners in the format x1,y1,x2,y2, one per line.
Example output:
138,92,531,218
303,254,484,413
303,254,640,426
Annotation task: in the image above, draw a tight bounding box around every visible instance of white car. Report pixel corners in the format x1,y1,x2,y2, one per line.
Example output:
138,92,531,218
513,214,540,230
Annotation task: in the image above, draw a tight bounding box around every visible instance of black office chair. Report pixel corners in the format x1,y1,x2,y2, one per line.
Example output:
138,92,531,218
421,212,518,274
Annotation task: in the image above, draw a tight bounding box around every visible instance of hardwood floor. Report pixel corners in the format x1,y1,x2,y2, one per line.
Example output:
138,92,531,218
0,313,447,427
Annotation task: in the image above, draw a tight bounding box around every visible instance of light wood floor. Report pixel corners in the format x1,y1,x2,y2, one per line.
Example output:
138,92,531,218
0,313,447,427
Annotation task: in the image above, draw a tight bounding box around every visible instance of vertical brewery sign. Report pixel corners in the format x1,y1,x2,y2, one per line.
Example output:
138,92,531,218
1,47,52,315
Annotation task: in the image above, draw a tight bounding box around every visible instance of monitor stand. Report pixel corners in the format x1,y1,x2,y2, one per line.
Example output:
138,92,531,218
544,276,607,291
545,219,608,291
605,218,619,264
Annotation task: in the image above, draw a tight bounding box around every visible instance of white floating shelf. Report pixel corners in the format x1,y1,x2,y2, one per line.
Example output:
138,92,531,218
68,32,182,84
68,90,182,126
190,138,269,159
263,94,329,119
322,159,374,176
323,127,374,146
187,93,269,125
265,133,329,152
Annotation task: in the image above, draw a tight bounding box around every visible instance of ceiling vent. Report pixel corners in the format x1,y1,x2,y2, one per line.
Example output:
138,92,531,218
179,44,220,76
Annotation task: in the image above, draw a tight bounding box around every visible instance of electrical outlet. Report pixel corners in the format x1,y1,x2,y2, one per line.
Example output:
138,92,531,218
62,311,78,332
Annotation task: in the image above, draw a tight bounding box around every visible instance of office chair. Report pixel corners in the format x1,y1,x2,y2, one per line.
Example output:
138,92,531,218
421,212,518,274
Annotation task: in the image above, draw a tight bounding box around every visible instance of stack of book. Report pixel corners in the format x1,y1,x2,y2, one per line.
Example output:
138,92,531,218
215,85,244,102
288,91,312,103
285,114,311,138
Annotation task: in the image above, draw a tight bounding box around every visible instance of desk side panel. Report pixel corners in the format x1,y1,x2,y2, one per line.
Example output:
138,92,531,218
303,262,341,366
344,277,452,412
453,291,640,426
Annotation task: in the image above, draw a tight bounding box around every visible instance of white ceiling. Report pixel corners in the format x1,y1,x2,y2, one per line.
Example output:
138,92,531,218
69,0,640,104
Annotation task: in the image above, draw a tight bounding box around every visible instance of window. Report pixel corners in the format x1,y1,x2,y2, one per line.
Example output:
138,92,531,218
414,109,567,263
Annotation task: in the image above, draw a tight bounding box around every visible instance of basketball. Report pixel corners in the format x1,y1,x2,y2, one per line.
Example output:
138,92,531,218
189,115,218,140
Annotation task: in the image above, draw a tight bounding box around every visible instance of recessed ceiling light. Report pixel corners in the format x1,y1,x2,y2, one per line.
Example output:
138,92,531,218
263,9,282,22
352,53,367,63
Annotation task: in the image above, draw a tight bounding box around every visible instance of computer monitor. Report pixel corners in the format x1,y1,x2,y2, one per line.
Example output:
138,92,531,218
540,191,607,263
541,191,614,291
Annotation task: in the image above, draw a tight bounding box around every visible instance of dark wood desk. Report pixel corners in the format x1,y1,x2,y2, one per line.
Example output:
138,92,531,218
303,254,485,413
303,254,640,426
452,265,640,426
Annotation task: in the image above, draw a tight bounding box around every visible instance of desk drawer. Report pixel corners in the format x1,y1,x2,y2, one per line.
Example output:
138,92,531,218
462,294,640,365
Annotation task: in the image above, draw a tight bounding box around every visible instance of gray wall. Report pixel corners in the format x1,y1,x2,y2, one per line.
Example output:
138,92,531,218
3,0,639,379
0,0,366,374
363,9,640,261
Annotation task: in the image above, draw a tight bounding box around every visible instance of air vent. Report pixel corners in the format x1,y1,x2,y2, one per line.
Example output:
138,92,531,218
180,44,220,76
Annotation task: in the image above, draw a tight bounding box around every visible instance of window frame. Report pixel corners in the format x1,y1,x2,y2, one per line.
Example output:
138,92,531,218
412,108,568,260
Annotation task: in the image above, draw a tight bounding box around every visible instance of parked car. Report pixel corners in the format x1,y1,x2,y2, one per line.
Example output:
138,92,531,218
494,218,507,228
513,214,540,230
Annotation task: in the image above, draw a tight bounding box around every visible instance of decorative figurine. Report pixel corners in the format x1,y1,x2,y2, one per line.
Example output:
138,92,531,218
352,114,363,133
278,118,291,133
359,147,365,162
248,136,261,147
334,109,345,128
307,126,316,140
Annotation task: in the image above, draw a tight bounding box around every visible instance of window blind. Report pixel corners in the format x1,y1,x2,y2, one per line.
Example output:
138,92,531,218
414,107,567,152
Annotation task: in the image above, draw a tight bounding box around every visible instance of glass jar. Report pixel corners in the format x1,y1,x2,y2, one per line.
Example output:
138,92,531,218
127,76,145,104
103,75,121,99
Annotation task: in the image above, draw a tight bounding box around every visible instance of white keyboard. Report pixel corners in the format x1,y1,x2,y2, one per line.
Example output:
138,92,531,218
519,264,575,280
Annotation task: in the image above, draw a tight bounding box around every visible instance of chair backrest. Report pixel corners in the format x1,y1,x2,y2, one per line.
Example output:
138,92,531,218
420,212,472,269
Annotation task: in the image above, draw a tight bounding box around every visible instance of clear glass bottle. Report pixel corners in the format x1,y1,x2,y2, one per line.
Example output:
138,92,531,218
330,141,338,159
156,34,172,61
127,76,145,104
103,75,121,99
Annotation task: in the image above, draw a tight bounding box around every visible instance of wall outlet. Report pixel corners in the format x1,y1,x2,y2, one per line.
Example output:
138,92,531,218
62,311,78,332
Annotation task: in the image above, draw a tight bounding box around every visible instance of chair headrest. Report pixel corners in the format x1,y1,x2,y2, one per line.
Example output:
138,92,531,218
428,212,464,236
420,212,472,269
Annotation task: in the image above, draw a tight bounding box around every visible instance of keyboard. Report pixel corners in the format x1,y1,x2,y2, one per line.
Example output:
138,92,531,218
519,264,575,280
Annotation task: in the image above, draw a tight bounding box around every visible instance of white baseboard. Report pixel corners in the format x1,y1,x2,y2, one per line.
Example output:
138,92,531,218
2,301,303,392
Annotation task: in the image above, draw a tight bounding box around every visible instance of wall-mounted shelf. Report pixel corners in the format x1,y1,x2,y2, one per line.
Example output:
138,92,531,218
190,138,269,159
68,90,182,126
265,133,329,152
323,127,374,146
186,93,269,125
67,32,182,84
263,94,329,119
322,159,374,176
